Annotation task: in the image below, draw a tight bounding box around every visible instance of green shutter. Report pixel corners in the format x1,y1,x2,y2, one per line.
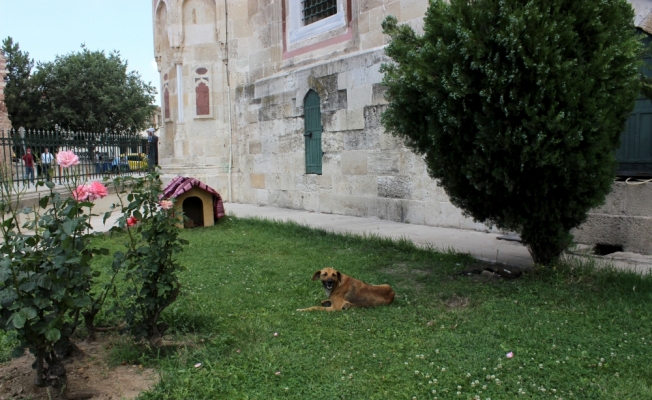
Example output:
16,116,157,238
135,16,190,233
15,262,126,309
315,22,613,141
304,90,323,175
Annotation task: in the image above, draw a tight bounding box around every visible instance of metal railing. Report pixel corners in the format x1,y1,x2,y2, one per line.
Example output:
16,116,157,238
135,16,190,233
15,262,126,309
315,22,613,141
0,128,149,190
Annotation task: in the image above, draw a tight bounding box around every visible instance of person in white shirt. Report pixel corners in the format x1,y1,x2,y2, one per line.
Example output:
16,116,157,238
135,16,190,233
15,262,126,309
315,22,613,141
41,148,54,181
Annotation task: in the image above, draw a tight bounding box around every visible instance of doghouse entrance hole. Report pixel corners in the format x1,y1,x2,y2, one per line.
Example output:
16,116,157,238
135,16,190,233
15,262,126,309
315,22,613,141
182,196,204,228
593,244,624,256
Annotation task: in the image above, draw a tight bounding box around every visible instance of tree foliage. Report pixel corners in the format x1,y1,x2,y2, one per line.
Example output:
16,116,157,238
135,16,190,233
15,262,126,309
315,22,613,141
36,46,157,134
381,0,641,265
2,39,156,133
1,37,45,130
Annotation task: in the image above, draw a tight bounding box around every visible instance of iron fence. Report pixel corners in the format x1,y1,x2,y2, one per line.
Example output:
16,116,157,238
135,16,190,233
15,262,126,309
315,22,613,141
0,128,149,190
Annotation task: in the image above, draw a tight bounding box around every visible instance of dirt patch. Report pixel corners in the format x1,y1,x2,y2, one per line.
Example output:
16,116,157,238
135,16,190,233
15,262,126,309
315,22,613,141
381,263,433,291
443,296,469,310
0,335,158,399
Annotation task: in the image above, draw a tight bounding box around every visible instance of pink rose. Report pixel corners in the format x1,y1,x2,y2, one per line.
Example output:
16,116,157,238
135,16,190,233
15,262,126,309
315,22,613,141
87,182,108,200
159,200,174,210
72,185,89,201
56,151,80,168
126,216,139,227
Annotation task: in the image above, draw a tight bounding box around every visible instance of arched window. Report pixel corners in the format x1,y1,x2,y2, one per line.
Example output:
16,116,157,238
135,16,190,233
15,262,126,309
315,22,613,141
164,86,170,120
193,67,212,118
304,90,322,175
196,82,210,115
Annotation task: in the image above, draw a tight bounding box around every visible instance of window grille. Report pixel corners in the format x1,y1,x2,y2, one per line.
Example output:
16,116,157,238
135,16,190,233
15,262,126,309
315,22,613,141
302,0,337,26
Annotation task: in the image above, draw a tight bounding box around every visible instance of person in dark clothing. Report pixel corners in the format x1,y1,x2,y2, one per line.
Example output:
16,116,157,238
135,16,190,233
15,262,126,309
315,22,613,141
22,148,35,185
41,147,54,181
146,128,159,172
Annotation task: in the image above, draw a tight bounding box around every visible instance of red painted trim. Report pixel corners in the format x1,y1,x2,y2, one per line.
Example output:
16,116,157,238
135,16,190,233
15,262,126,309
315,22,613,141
283,29,352,60
282,0,353,60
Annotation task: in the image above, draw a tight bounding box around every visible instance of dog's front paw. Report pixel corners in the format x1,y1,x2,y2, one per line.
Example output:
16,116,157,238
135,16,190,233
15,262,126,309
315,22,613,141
296,308,306,312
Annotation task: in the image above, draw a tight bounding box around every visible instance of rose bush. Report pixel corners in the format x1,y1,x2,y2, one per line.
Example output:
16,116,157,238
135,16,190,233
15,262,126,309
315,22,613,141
111,172,186,347
0,157,108,388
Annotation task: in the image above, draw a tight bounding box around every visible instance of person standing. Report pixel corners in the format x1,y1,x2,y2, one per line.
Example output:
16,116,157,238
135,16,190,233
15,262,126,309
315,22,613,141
41,147,54,181
22,148,35,185
146,128,158,172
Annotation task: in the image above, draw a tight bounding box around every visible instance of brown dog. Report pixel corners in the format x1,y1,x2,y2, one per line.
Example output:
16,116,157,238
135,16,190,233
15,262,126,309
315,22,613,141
297,267,395,311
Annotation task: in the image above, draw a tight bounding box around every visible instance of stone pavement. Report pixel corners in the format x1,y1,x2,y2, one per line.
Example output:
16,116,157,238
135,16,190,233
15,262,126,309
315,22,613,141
224,203,652,275
16,188,652,274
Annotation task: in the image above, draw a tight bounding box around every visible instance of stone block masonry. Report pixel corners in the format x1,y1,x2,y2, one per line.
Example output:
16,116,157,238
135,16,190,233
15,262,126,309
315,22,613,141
152,0,652,255
0,52,13,171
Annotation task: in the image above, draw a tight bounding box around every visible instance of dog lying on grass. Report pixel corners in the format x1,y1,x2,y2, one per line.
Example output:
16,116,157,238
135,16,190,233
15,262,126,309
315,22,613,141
297,267,395,311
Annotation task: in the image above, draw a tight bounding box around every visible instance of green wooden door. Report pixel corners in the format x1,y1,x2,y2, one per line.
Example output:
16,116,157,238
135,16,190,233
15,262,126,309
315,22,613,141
616,97,652,176
616,33,652,177
304,90,323,174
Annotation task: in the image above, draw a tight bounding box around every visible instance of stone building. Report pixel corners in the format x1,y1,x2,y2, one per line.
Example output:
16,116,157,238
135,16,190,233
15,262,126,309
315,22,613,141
152,0,652,254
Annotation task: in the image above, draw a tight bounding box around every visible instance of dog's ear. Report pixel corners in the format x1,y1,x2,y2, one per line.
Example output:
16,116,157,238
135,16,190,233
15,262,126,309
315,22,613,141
312,270,322,281
337,271,342,282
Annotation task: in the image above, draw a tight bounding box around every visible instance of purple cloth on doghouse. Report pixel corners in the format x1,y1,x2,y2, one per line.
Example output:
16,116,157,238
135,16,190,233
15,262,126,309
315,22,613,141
161,176,226,220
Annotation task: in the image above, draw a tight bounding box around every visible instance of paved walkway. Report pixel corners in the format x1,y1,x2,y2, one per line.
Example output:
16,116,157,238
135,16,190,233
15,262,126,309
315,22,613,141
224,203,652,274
15,187,652,274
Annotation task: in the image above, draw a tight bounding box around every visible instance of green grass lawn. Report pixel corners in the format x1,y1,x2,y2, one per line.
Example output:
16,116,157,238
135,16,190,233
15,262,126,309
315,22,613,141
55,218,652,398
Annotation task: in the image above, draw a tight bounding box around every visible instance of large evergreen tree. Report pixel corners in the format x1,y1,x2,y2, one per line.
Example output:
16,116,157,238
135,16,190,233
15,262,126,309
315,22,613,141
381,0,641,265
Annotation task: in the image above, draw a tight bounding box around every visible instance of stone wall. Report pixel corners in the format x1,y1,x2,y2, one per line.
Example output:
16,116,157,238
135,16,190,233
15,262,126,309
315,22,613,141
230,47,489,230
152,0,652,253
0,52,10,131
573,182,652,254
0,52,12,175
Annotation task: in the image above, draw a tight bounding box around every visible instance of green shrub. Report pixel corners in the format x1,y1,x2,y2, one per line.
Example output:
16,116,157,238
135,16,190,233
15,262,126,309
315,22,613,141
0,176,109,388
111,172,187,347
381,0,641,265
